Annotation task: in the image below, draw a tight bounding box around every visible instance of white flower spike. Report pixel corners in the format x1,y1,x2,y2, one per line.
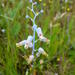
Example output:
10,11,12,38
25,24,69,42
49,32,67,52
16,0,49,65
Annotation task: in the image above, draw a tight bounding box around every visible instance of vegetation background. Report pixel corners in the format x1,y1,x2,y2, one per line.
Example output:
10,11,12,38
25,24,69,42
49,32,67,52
0,0,75,75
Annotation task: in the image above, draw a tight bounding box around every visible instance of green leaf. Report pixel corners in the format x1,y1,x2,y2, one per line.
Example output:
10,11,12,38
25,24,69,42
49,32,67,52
69,17,74,33
72,41,75,49
8,1,23,18
26,69,29,75
11,22,21,36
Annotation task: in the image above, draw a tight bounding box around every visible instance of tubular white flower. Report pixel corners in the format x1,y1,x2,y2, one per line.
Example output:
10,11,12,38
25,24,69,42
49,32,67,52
24,35,33,49
38,47,48,56
27,55,34,64
24,40,33,49
36,27,50,43
16,35,33,49
16,40,26,47
39,36,50,43
36,27,43,37
38,47,44,53
65,0,68,3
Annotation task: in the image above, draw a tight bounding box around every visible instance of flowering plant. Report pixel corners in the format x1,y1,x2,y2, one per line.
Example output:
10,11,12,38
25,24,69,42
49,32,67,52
16,0,50,64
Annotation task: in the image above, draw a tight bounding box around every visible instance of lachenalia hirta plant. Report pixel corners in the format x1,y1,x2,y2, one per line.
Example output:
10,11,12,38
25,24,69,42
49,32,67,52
16,0,50,64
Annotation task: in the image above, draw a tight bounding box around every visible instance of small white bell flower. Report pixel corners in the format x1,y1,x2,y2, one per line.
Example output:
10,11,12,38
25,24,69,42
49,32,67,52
27,55,34,64
38,47,48,56
36,27,43,37
36,47,48,57
16,40,26,47
24,35,33,49
16,35,33,49
39,36,50,43
36,27,50,43
24,40,33,49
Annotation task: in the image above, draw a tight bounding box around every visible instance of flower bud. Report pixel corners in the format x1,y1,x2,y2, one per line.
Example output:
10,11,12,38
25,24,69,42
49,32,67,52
26,15,29,18
38,47,44,53
1,29,5,33
27,35,33,42
33,24,37,30
40,9,44,13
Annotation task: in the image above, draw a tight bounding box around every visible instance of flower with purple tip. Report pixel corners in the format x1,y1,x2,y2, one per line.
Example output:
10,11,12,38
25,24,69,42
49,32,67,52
27,55,34,64
36,27,43,37
16,35,33,49
33,2,37,5
36,27,50,43
36,47,48,57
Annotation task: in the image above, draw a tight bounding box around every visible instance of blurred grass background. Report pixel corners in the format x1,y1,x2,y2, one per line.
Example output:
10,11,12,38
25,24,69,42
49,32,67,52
0,0,75,75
